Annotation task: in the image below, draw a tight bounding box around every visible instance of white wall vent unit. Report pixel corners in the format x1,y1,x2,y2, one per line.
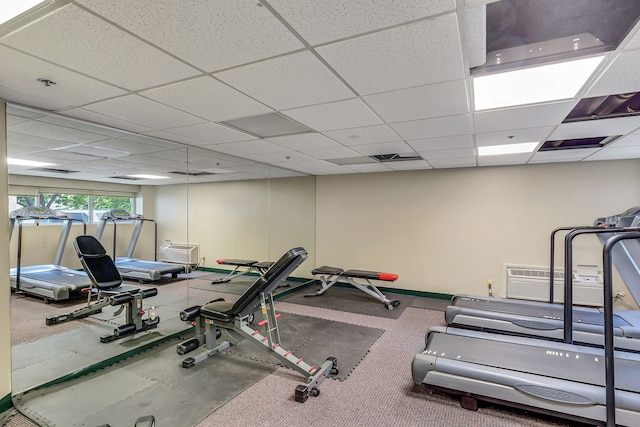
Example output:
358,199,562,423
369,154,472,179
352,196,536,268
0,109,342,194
504,264,603,307
159,242,199,265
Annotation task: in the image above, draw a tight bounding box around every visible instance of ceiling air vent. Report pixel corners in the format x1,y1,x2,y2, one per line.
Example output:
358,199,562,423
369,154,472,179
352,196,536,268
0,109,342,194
33,168,78,174
221,112,314,138
369,153,423,162
564,92,640,123
170,171,215,176
538,136,619,151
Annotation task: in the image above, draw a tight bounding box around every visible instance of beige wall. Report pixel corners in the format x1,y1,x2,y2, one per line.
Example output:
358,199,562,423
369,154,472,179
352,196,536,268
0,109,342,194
155,176,317,276
316,160,640,308
1,100,11,403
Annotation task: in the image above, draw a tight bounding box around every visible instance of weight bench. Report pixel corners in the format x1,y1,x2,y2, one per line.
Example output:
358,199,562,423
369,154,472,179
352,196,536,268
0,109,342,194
306,266,401,310
211,258,274,284
46,235,160,343
177,247,338,403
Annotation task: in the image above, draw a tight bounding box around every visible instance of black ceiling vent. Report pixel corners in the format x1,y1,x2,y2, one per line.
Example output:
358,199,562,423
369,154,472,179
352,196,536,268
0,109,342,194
170,170,215,176
538,136,619,151
32,167,79,174
564,93,640,123
369,153,423,162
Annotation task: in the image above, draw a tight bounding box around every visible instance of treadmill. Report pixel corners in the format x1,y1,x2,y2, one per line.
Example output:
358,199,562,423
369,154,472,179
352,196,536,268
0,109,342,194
444,208,640,352
9,206,93,301
414,233,640,426
95,209,187,283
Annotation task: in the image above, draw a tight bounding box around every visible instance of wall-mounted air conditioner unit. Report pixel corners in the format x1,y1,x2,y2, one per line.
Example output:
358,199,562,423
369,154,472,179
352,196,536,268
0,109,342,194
504,264,603,307
159,242,199,266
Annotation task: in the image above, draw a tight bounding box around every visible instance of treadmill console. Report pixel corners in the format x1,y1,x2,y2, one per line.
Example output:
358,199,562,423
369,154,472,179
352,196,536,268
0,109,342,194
102,209,139,221
10,206,68,220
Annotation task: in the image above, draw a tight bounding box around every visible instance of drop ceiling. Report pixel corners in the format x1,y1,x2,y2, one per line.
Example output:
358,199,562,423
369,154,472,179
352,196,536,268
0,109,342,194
1,0,640,186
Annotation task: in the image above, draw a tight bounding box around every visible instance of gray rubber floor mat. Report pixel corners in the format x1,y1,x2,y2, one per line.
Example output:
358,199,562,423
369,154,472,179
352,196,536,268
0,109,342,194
280,286,412,319
14,315,383,426
225,312,384,381
409,297,451,311
11,292,212,394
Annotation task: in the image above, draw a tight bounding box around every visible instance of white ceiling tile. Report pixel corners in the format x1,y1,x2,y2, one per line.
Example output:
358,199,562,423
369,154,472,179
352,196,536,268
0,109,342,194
584,145,640,161
77,0,303,72
7,132,79,150
0,45,127,110
477,153,531,166
141,76,272,122
421,147,475,160
424,157,476,168
609,133,640,147
88,138,172,155
267,133,340,150
83,95,206,130
317,14,464,95
385,160,433,171
59,108,154,134
529,148,600,163
283,98,382,131
323,125,401,146
586,50,640,97
268,0,455,45
408,135,474,152
549,117,640,140
196,143,252,158
216,140,290,155
58,144,130,159
245,151,316,164
161,123,256,145
215,51,354,110
9,119,109,144
301,146,361,160
2,4,198,90
365,80,469,122
280,159,352,175
623,25,640,50
350,141,415,156
390,114,473,140
345,163,392,173
474,101,576,133
476,127,555,147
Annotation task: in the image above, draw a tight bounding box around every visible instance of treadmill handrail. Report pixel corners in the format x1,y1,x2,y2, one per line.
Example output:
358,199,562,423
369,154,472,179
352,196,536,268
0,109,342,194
563,227,640,344
549,226,594,303
603,232,640,427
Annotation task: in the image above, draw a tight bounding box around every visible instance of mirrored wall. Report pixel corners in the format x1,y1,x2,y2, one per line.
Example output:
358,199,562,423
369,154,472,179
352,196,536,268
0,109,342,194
5,104,316,394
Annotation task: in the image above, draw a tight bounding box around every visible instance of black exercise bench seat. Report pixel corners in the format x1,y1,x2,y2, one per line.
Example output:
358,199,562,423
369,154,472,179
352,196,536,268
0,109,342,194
46,235,160,343
306,266,401,310
211,258,275,284
178,247,338,403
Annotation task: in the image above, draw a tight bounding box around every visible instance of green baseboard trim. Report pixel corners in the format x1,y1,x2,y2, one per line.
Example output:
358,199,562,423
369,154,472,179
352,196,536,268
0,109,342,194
0,393,12,413
16,327,194,398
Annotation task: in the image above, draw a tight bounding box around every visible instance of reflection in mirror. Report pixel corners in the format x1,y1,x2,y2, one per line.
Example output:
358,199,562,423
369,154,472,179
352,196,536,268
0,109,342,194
7,107,195,394
5,103,316,398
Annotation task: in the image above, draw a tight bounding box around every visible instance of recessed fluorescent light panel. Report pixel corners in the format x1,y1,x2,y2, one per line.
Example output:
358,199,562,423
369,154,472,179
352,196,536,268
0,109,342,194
473,55,605,111
7,158,54,167
127,174,170,180
478,142,538,156
0,0,46,26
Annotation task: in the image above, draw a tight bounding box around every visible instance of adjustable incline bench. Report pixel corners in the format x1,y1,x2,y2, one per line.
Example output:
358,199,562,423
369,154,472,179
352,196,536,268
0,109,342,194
46,235,160,343
211,258,274,284
306,266,401,310
177,247,338,402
